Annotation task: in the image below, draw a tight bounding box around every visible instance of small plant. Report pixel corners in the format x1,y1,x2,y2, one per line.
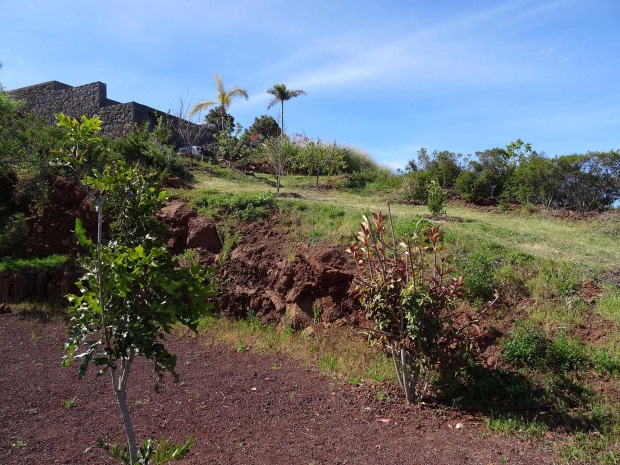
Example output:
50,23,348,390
97,436,194,465
547,332,587,373
426,180,448,216
591,349,620,376
236,336,247,353
502,321,548,368
12,440,27,448
457,251,496,303
65,396,77,409
312,300,322,324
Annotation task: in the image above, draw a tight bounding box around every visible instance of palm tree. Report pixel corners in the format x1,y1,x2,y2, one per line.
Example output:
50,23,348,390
267,84,306,135
191,73,248,130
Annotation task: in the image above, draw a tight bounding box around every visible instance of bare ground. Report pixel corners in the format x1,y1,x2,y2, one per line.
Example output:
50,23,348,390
0,313,556,464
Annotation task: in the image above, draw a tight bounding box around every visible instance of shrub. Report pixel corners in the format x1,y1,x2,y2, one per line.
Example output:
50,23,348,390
401,171,431,204
426,181,447,216
0,212,28,257
345,170,377,189
591,349,620,376
503,322,587,373
347,204,494,403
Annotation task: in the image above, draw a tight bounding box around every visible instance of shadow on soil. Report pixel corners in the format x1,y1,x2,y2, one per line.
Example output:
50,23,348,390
437,364,612,434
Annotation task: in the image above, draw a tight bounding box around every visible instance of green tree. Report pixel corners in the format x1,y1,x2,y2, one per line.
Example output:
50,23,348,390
58,114,216,464
267,84,306,135
244,115,281,142
214,119,249,167
401,170,431,204
511,153,559,210
295,135,346,187
205,106,234,132
423,150,463,190
191,73,248,130
456,147,515,203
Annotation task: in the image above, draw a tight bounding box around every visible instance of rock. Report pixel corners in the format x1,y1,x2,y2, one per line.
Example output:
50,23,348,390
12,272,37,301
36,270,49,298
186,217,222,252
302,325,317,338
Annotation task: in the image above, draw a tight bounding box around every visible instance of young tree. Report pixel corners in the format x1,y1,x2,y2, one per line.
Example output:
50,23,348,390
267,84,306,135
295,135,346,187
58,114,216,464
426,180,448,216
205,106,233,132
262,134,299,194
191,73,248,130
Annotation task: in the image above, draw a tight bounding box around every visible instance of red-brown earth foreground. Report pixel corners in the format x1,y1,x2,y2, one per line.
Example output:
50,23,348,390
1,313,555,464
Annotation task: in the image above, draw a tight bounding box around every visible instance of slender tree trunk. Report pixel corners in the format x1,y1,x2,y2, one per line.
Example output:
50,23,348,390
111,355,137,464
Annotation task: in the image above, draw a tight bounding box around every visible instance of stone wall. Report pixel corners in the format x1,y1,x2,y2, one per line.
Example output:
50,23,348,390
9,80,213,146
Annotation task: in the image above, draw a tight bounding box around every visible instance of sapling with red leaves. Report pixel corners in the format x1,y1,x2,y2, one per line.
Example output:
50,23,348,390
57,114,216,464
347,202,496,403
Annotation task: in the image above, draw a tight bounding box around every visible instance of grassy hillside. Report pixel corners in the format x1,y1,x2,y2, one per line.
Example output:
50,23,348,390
167,163,620,464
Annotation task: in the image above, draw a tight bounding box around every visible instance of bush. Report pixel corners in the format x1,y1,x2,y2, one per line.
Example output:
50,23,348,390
0,212,28,257
401,171,431,204
348,206,491,403
503,322,587,373
591,349,620,376
427,181,447,216
345,170,377,189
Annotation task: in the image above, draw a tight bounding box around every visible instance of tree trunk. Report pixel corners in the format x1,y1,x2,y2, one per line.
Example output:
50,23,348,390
111,356,137,464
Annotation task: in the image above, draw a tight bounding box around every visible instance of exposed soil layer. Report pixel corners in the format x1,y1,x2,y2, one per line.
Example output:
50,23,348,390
218,218,358,327
0,314,555,464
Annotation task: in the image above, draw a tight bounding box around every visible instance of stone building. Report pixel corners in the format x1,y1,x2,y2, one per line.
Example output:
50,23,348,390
9,80,213,147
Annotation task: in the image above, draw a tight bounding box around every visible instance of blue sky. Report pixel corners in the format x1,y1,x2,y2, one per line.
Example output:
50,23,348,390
1,0,618,170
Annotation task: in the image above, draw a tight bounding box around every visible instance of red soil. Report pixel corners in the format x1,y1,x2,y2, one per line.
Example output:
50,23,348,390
0,313,555,464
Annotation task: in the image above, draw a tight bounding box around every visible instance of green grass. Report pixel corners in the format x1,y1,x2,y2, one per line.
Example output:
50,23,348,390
195,314,394,386
0,254,68,273
176,170,619,277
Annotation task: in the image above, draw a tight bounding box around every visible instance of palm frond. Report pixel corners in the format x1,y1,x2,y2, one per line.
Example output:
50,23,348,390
190,100,216,118
228,87,249,101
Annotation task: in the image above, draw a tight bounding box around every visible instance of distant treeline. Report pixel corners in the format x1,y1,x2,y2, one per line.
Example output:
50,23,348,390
401,140,619,212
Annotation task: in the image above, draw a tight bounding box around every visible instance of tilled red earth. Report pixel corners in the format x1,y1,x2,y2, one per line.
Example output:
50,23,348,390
1,314,555,464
